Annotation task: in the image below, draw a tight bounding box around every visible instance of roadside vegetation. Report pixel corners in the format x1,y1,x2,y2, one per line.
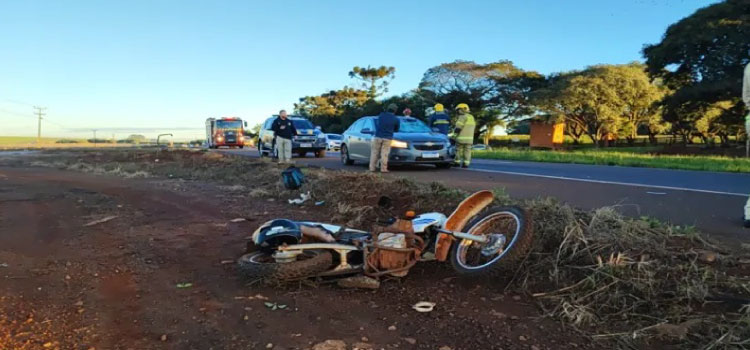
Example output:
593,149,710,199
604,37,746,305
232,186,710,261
288,1,747,163
10,148,750,349
473,147,750,173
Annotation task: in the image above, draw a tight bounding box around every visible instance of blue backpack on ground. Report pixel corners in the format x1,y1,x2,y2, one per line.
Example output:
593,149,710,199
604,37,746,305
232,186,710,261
281,166,305,190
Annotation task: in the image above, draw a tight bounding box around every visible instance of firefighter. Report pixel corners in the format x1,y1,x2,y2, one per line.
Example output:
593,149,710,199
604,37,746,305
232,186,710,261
428,103,451,135
453,103,475,168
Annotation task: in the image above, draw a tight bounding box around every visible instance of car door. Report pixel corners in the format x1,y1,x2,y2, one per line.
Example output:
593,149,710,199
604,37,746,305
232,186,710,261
261,118,274,150
347,119,365,159
359,118,376,161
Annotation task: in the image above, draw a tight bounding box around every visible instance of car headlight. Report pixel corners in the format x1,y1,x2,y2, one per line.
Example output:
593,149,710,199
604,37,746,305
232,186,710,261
390,140,408,148
217,136,224,141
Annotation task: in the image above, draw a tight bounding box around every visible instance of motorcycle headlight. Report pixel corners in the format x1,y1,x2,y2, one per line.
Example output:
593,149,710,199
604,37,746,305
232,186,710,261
390,140,408,148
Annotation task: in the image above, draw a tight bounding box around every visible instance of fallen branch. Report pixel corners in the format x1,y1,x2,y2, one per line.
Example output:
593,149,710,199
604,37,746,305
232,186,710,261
83,215,119,227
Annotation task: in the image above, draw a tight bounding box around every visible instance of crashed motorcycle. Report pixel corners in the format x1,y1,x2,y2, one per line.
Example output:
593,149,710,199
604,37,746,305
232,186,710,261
237,190,533,281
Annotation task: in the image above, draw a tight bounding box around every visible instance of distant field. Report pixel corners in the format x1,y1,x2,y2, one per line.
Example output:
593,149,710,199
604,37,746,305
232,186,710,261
0,136,137,149
473,147,750,173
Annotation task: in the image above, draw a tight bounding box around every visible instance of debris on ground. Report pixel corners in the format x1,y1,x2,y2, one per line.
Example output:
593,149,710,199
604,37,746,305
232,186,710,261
412,301,436,313
336,276,380,289
175,282,193,288
264,302,287,311
82,215,118,227
312,339,347,350
230,218,246,223
288,191,311,205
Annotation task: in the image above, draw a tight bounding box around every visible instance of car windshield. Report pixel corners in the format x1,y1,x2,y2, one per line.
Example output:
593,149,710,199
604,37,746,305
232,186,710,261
396,117,432,133
292,119,314,129
327,134,342,140
216,120,242,129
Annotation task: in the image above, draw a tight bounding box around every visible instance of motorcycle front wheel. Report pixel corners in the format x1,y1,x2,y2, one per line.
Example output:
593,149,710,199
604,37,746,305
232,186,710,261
450,206,533,276
237,250,332,281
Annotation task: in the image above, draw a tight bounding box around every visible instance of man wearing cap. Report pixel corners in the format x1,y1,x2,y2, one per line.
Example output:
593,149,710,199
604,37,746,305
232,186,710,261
428,103,451,135
370,103,401,173
453,103,475,168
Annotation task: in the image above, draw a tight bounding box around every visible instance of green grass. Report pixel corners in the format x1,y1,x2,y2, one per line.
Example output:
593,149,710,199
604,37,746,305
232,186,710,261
473,147,750,173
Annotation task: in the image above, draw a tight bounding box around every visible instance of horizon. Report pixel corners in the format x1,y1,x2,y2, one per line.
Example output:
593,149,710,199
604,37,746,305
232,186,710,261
0,0,719,140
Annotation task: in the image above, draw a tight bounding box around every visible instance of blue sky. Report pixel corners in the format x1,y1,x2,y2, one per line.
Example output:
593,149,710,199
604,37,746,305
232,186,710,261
0,0,718,140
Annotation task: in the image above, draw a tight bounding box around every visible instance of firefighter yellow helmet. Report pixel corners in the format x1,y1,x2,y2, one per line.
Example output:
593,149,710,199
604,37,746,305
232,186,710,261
455,103,469,111
434,103,444,112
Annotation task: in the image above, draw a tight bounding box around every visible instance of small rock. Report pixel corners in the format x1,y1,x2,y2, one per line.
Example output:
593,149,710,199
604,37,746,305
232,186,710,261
696,249,718,263
403,337,417,345
518,335,527,341
65,275,71,280
438,346,452,350
160,334,167,342
531,346,541,350
512,295,521,301
43,342,53,348
352,342,373,350
490,310,506,319
312,339,347,350
388,325,397,331
266,343,273,349
74,300,84,307
361,336,369,342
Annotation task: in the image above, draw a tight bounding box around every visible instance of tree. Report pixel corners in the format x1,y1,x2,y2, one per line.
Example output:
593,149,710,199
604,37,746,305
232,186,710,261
419,60,544,140
643,0,749,102
643,0,749,141
349,66,396,98
533,64,670,146
126,134,147,145
600,63,668,145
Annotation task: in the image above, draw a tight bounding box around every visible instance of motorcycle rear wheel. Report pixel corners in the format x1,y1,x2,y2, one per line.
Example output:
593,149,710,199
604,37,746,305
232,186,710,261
450,206,533,276
237,250,332,281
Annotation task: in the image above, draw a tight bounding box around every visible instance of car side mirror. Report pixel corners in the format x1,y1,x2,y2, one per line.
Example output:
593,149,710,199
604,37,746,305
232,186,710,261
361,128,373,135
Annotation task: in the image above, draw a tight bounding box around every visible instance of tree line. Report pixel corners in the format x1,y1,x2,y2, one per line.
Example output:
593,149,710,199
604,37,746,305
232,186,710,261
293,0,749,147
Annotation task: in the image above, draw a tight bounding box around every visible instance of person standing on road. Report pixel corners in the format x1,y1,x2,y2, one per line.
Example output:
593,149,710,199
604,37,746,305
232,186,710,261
453,103,475,168
370,103,400,173
428,103,451,135
271,110,297,164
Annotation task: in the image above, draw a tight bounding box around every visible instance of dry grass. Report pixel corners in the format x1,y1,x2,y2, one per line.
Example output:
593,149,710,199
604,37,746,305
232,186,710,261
8,149,750,349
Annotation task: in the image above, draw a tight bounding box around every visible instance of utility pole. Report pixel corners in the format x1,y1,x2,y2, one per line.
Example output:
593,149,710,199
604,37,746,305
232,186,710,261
33,106,46,144
92,129,98,148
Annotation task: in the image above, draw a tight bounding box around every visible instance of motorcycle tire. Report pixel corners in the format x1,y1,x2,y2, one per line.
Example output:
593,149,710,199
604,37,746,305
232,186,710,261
449,206,533,277
237,250,333,281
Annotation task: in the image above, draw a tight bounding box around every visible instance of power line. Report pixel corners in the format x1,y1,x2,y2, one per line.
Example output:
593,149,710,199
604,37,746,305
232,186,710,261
33,106,47,144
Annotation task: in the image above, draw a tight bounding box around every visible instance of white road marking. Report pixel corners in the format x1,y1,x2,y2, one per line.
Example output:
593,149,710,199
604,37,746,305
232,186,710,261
464,167,747,197
646,191,667,195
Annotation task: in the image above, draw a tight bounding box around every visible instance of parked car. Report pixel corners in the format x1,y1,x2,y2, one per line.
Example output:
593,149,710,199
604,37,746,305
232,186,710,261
324,133,342,151
257,116,327,158
340,116,453,169
472,144,492,151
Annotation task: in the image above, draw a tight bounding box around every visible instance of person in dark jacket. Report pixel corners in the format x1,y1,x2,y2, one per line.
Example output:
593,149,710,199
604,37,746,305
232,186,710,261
428,103,450,135
370,103,400,172
271,110,297,164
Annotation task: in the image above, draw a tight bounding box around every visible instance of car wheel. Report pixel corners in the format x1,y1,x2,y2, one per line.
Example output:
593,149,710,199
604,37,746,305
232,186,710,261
298,151,307,158
315,149,326,158
341,144,354,165
258,142,265,157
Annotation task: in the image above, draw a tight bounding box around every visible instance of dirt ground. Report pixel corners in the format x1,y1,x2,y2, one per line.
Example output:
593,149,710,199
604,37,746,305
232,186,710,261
0,166,596,350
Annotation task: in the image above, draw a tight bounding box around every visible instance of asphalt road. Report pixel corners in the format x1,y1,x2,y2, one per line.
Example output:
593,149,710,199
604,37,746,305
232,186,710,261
222,148,750,242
